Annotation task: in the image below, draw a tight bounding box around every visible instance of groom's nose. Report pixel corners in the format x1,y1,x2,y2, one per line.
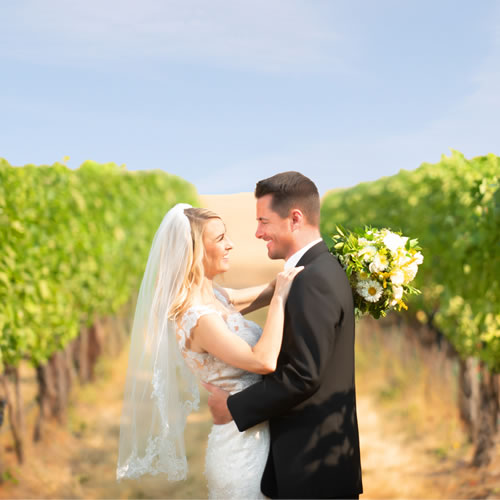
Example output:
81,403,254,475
255,225,264,239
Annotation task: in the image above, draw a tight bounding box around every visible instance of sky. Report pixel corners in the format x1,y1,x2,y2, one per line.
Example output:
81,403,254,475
1,0,499,195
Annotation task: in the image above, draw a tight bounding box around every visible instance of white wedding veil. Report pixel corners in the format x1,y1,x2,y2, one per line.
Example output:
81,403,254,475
116,203,199,481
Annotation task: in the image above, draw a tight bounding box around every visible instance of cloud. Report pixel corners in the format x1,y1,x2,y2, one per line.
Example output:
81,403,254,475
1,0,345,73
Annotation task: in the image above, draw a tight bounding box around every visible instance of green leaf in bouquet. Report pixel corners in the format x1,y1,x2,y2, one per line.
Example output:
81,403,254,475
406,284,422,295
409,238,420,249
335,225,347,237
348,234,358,247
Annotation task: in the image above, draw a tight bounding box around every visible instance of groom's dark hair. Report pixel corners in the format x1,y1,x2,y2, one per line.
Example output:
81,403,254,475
255,171,320,226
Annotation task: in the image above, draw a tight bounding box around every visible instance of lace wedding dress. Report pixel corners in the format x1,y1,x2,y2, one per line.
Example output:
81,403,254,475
176,289,269,499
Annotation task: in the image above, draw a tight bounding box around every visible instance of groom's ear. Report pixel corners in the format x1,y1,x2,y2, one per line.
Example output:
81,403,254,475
289,208,304,230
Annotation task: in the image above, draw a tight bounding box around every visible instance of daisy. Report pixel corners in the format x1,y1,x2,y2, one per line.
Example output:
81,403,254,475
356,279,384,303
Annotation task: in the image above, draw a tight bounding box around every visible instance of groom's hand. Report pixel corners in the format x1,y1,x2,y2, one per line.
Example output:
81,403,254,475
201,382,233,425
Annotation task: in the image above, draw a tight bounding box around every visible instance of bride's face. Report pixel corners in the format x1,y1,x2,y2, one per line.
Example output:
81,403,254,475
202,218,233,279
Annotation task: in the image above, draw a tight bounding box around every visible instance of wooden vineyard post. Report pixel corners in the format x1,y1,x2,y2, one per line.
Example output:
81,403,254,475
472,362,499,466
0,367,24,463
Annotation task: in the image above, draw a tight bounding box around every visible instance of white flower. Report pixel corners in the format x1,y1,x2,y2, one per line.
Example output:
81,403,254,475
394,252,411,267
402,262,419,283
412,251,424,265
358,245,377,262
390,286,404,307
356,279,384,303
383,232,409,253
390,268,405,285
393,286,403,301
369,253,388,273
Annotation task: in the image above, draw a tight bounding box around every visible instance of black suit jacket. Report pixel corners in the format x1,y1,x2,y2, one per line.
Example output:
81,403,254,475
227,241,363,499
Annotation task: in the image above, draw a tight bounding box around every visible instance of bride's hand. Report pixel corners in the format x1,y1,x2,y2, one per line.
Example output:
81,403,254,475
273,266,304,302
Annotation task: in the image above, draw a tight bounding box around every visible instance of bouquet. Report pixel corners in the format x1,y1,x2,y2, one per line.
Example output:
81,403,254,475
329,226,423,319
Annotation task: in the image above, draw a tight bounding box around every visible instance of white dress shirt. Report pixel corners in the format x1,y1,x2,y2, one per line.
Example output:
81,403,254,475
284,238,323,271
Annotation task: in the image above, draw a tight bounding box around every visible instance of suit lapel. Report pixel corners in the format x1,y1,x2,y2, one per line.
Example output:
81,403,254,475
296,240,329,267
280,240,329,357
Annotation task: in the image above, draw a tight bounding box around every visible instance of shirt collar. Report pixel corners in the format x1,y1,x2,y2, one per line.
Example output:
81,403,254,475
284,238,323,271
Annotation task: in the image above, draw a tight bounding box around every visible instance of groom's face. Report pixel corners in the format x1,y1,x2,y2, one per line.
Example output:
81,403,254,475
255,194,293,260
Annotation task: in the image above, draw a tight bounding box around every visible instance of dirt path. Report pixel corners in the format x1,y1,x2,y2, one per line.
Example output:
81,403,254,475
357,397,446,499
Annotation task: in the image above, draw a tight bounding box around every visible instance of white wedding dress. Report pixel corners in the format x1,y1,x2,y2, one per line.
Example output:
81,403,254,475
176,289,269,499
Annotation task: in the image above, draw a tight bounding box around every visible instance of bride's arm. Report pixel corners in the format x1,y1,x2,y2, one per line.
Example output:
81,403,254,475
193,268,303,375
214,280,276,314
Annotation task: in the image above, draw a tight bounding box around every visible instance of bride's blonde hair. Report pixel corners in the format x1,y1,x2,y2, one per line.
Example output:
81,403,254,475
169,207,221,320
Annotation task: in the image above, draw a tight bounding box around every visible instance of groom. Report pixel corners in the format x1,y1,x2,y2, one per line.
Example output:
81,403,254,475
205,172,363,499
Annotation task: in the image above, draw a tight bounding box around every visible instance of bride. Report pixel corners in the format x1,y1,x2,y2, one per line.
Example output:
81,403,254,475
116,203,302,499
